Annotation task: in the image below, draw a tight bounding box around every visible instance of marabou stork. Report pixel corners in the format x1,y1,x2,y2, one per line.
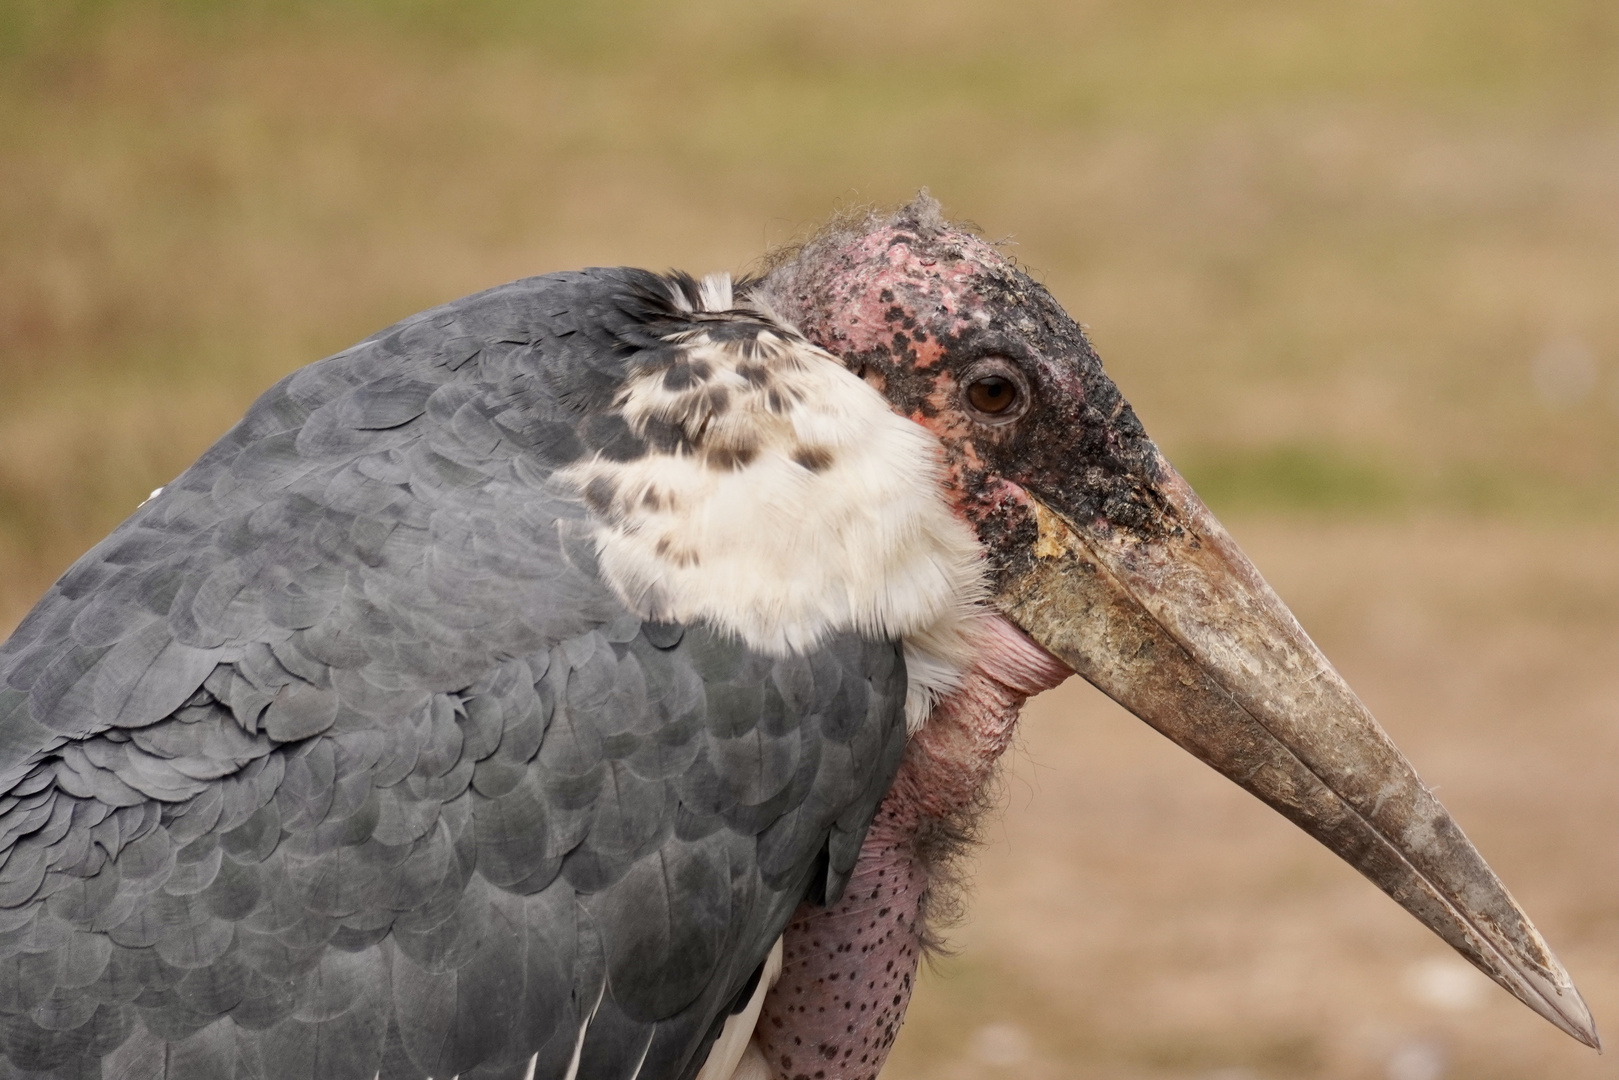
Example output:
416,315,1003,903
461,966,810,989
0,196,1597,1080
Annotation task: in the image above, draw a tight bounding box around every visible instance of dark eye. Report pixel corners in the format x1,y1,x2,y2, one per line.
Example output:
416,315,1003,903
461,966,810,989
966,375,1018,415
960,360,1029,425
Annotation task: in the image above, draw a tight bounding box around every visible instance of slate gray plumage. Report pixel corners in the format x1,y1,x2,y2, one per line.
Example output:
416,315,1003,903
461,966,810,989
0,269,909,1080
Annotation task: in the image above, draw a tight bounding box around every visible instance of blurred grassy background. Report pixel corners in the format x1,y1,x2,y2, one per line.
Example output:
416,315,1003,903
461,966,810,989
1,0,1614,617
0,2,1614,1078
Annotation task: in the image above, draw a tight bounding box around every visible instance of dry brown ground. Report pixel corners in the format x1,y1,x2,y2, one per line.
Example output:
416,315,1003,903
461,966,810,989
886,519,1617,1080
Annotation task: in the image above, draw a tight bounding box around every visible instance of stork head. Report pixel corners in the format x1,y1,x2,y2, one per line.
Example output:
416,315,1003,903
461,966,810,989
752,195,1599,1048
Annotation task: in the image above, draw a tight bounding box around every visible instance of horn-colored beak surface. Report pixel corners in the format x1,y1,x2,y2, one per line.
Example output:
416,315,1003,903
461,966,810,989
996,454,1599,1049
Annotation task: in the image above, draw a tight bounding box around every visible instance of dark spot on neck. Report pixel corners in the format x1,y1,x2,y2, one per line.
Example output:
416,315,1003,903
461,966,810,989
663,362,700,390
583,477,616,516
706,443,758,470
703,386,731,416
641,417,689,454
793,447,834,473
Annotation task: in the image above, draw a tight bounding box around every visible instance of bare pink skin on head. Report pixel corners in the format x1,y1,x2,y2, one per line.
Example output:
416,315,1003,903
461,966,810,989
768,218,1106,572
752,222,1082,1078
806,226,1008,433
755,618,1070,1080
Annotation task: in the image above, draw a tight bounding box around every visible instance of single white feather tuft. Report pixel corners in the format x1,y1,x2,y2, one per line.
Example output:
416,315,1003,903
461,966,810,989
693,937,784,1080
561,981,606,1080
697,271,734,312
560,273,985,732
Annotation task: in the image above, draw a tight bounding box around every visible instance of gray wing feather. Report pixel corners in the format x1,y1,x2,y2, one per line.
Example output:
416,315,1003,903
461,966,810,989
0,269,910,1080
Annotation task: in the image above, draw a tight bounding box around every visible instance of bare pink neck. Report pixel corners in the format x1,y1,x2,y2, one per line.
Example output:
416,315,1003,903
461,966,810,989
892,615,1073,822
753,616,1070,1079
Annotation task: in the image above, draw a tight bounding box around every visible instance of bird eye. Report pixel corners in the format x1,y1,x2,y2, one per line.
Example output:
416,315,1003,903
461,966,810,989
966,376,1017,414
960,360,1029,425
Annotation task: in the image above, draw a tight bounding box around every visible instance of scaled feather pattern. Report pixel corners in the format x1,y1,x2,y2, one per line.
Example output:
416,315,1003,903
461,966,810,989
0,269,924,1080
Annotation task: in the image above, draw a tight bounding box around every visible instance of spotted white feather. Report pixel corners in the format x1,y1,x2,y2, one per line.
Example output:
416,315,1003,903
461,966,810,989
559,273,985,731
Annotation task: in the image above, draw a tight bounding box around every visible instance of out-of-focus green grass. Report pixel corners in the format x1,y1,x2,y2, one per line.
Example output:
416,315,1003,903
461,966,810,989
0,0,1614,626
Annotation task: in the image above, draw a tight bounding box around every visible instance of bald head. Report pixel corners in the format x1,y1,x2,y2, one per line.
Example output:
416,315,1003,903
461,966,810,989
751,194,1168,588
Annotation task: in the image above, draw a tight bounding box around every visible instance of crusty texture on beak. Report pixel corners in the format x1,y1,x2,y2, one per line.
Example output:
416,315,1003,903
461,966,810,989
998,452,1599,1049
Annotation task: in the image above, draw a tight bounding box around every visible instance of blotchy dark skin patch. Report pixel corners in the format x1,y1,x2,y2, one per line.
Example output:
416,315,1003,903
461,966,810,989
755,207,1177,593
